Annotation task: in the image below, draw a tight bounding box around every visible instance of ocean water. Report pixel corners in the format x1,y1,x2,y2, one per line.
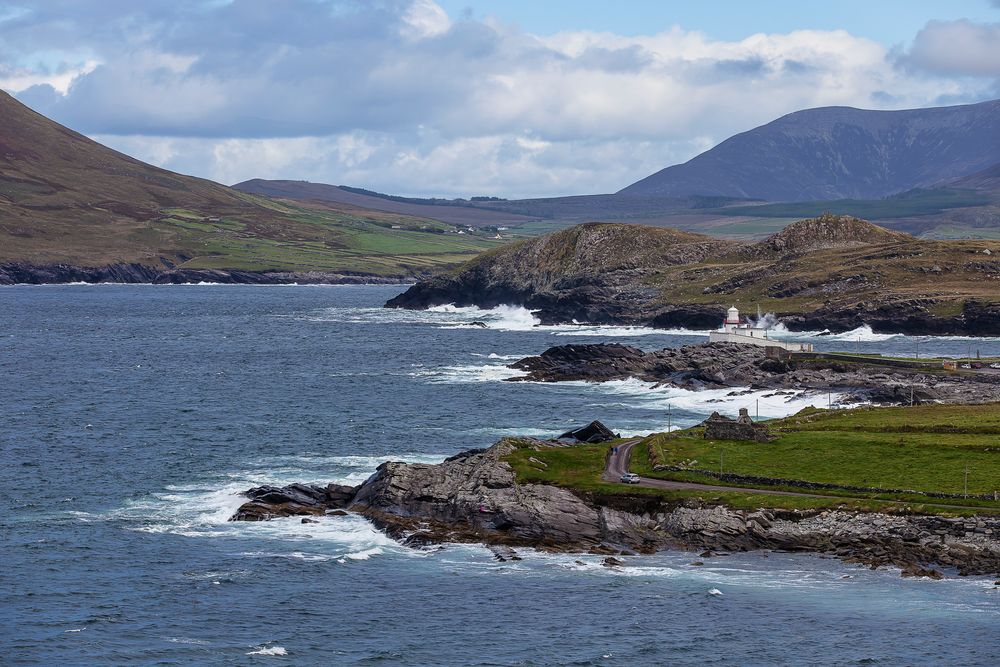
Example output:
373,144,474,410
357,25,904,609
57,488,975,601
2,284,1000,666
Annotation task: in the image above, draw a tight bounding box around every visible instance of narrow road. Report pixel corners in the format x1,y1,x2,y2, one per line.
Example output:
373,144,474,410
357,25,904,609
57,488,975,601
602,440,830,498
602,440,990,510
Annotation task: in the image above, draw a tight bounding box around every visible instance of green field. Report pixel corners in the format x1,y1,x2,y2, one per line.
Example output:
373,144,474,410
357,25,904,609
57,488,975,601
503,404,1000,514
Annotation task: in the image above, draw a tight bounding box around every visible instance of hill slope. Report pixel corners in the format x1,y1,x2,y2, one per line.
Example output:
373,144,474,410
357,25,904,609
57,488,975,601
0,91,499,281
621,99,1000,201
387,216,1000,335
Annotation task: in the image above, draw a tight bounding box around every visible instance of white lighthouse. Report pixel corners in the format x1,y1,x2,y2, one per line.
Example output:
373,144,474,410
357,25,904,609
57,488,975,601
709,305,813,351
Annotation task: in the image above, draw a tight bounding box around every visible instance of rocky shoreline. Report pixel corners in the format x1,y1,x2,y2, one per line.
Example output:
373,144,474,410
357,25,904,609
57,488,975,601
0,262,413,286
230,439,1000,578
507,341,1000,405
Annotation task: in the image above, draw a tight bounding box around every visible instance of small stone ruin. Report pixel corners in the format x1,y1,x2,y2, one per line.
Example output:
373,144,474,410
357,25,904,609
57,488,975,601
702,408,776,442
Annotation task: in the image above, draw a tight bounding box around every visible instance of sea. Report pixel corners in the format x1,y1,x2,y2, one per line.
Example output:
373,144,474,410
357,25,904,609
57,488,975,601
3,284,1000,665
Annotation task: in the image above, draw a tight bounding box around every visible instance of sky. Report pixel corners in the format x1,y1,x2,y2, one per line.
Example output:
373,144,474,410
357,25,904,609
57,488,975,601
1,0,998,198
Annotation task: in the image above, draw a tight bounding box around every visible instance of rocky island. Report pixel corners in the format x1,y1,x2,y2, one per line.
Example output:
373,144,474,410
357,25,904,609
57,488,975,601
230,429,1000,578
386,215,1000,336
507,341,1000,405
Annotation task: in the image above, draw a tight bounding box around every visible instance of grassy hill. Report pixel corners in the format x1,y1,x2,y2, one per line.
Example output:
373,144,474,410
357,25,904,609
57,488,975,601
0,91,501,277
388,215,1000,335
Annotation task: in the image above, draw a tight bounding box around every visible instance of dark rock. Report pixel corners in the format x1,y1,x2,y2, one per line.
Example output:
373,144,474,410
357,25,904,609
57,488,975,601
507,342,1000,405
900,563,944,580
602,557,625,568
558,420,618,443
301,517,319,524
690,561,704,566
230,483,358,522
326,509,349,517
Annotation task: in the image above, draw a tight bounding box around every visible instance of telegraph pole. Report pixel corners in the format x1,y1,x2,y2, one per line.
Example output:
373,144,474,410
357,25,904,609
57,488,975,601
964,466,970,499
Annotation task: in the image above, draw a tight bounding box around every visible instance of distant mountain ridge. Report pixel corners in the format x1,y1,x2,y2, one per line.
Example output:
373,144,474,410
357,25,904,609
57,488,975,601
620,99,1000,201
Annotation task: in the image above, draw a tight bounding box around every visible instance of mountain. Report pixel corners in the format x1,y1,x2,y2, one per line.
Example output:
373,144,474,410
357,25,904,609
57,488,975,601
620,99,1000,201
232,179,537,228
0,91,499,281
387,215,1000,336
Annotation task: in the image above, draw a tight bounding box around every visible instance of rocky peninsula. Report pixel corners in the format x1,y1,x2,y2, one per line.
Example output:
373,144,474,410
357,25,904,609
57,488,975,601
231,438,1000,577
386,216,1000,336
507,341,1000,405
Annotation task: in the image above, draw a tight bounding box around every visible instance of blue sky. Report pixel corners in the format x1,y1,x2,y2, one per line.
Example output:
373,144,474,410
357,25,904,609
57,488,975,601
438,0,999,44
1,0,998,197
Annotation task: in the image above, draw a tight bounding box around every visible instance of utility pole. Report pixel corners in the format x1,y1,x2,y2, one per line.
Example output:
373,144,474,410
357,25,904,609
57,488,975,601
964,466,969,499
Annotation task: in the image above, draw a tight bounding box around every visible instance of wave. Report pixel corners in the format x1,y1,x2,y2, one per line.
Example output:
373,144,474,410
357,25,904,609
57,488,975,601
87,452,447,563
409,363,526,383
247,645,288,656
301,303,715,338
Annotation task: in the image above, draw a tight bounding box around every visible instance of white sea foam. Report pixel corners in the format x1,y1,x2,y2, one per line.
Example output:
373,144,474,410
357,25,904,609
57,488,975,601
410,363,526,383
90,452,446,563
301,303,713,338
247,645,288,656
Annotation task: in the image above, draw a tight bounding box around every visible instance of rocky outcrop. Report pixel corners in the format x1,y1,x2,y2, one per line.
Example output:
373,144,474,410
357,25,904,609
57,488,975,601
508,342,1000,405
386,218,1000,336
0,262,411,285
231,439,1000,576
230,483,358,521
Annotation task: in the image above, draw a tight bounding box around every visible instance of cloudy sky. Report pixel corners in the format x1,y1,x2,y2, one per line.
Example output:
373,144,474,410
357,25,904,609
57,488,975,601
1,0,999,198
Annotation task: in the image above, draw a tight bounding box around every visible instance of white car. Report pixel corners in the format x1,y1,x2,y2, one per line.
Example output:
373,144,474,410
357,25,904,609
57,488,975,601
620,473,641,484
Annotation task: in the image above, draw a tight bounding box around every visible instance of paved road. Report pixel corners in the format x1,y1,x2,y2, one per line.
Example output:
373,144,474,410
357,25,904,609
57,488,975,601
602,440,833,497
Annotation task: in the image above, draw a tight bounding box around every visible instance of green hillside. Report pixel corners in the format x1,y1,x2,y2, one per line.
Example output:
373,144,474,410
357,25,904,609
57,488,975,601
0,91,501,276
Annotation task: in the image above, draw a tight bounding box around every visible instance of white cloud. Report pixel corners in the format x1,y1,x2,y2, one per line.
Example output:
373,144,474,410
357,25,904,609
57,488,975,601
5,2,999,197
901,19,1000,76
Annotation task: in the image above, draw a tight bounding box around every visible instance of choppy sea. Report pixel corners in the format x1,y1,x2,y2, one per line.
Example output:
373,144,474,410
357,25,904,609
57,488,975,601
2,284,999,665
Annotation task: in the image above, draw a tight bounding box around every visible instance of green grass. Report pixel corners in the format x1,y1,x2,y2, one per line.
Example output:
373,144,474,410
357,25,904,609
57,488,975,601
641,404,1000,499
501,434,998,515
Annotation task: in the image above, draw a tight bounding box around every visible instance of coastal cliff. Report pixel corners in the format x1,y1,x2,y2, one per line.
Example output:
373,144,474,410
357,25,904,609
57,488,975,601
0,262,411,285
231,439,1000,577
386,216,1000,335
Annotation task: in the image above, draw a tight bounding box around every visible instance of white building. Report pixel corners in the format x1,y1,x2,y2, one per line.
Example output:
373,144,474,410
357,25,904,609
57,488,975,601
708,306,813,352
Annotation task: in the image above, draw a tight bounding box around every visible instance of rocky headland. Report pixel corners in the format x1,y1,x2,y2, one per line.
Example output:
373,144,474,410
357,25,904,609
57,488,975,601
507,342,1000,405
385,216,1000,336
231,439,1000,577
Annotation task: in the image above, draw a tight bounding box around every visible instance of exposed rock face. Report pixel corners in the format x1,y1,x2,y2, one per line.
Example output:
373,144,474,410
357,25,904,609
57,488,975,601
386,218,1000,336
0,262,410,285
231,440,1000,576
508,342,1000,405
